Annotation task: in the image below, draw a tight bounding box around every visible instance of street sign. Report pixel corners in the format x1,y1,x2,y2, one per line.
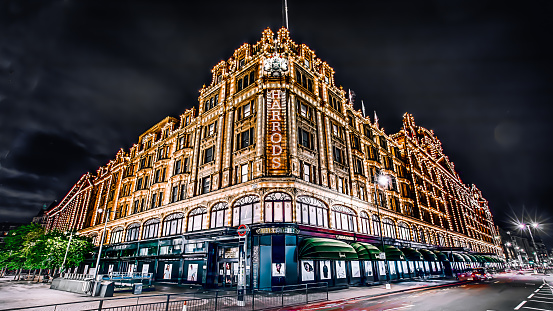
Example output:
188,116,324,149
237,224,249,237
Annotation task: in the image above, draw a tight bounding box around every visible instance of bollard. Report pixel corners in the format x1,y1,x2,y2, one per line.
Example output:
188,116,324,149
165,294,170,311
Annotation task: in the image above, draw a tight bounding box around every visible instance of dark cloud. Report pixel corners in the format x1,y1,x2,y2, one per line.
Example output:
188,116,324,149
1,0,552,245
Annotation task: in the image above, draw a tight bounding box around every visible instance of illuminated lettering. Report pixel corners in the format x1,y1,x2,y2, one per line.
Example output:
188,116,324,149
272,157,281,168
272,145,282,155
271,110,281,120
270,133,282,144
271,122,281,131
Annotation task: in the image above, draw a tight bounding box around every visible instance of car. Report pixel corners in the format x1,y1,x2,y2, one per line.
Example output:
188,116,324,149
456,268,492,281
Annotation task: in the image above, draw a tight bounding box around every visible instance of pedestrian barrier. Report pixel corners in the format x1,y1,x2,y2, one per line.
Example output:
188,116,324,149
2,282,328,311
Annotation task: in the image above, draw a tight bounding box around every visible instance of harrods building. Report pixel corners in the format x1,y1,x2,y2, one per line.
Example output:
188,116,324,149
46,28,505,288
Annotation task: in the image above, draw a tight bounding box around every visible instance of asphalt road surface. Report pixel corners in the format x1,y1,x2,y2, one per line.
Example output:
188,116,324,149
288,273,553,311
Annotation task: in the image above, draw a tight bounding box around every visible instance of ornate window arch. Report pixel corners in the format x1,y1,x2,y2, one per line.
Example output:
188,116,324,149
371,214,381,236
210,202,229,228
90,232,100,246
232,195,261,226
110,227,124,244
126,223,140,242
162,213,184,236
382,218,396,238
264,192,292,223
359,211,370,234
397,221,410,240
188,207,207,232
332,205,357,232
418,228,426,243
411,226,419,242
142,218,160,239
296,196,328,228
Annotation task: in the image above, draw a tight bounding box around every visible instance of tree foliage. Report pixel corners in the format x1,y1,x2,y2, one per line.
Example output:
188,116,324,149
0,224,93,272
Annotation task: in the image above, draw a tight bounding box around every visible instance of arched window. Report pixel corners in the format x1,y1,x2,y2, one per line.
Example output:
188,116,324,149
382,218,396,238
332,205,357,232
90,232,100,245
232,195,261,226
264,192,292,223
126,223,140,242
110,227,124,244
397,222,410,240
419,228,426,243
411,226,419,242
188,207,207,231
142,218,160,239
296,196,328,227
360,211,370,234
210,202,229,228
437,233,445,246
162,213,184,236
371,215,381,236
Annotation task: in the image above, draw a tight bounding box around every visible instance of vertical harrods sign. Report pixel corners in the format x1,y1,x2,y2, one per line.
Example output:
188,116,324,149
266,89,288,175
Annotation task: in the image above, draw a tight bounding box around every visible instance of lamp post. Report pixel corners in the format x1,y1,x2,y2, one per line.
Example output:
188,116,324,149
518,223,539,265
374,171,390,287
92,208,111,296
61,231,77,275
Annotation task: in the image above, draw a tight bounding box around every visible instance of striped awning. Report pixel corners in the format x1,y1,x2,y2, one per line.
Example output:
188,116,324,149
298,238,358,260
400,248,424,261
418,249,438,262
351,242,383,260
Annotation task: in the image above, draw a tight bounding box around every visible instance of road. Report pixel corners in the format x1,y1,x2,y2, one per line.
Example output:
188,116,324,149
288,272,553,311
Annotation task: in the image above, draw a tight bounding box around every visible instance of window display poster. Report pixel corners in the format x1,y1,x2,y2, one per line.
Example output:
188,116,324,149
163,263,172,280
424,261,430,272
364,261,373,277
108,264,114,274
389,262,396,275
301,260,315,281
187,264,198,281
272,263,285,277
84,265,89,275
378,261,386,275
351,261,360,278
320,261,331,280
128,264,136,274
402,261,408,275
408,261,414,273
336,261,346,279
431,261,437,272
142,264,149,275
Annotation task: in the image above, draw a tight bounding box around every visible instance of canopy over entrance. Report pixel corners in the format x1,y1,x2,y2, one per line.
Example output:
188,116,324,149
298,238,358,260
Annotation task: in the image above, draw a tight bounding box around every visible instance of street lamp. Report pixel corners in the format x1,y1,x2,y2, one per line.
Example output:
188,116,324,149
374,171,390,287
518,222,540,265
61,231,78,275
92,208,111,296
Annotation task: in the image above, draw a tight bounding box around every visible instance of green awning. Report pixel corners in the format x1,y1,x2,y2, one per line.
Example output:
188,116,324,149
432,250,449,262
450,253,465,262
400,248,424,261
459,253,472,262
377,245,406,261
473,255,486,263
465,254,478,262
419,249,438,261
298,238,358,260
351,242,382,260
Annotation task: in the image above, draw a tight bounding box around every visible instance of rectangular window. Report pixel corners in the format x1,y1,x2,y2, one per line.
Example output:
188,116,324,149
338,177,344,193
333,146,343,164
179,184,186,201
201,176,211,194
241,163,248,183
151,193,157,209
171,186,178,203
303,163,310,182
299,102,308,118
204,147,214,164
183,158,189,173
243,102,251,118
173,159,181,175
354,157,364,175
208,122,216,136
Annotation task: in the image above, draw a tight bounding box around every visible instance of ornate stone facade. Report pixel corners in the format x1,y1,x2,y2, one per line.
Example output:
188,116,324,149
46,28,503,286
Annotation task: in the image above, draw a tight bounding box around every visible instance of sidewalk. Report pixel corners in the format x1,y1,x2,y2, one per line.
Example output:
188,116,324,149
0,275,461,310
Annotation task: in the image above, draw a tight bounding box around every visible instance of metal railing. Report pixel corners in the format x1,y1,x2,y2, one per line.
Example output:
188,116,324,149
3,282,328,311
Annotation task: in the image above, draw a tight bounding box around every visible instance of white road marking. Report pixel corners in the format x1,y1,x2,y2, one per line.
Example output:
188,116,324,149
383,304,414,310
515,301,527,310
527,294,534,299
533,295,553,300
523,307,553,311
530,299,553,304
494,281,500,283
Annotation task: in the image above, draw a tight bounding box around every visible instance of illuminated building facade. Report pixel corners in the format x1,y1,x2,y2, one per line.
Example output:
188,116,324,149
46,28,504,288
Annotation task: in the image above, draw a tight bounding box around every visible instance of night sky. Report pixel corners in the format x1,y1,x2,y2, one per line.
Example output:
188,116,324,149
1,0,552,245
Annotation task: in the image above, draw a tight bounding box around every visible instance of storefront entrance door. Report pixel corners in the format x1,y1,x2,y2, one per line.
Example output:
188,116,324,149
216,244,239,288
